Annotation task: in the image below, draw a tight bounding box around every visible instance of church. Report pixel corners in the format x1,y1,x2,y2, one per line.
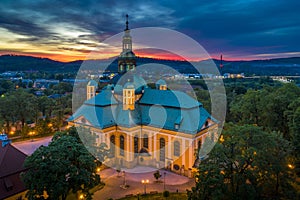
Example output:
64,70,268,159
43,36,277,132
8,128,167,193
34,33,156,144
69,15,218,175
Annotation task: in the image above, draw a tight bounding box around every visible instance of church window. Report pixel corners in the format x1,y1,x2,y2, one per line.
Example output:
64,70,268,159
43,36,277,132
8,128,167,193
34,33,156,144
159,138,165,161
143,134,148,149
110,135,115,157
134,135,139,157
120,135,125,156
174,141,180,156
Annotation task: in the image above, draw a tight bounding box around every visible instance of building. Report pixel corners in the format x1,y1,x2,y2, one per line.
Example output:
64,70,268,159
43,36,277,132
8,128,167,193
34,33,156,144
69,15,218,175
0,134,27,200
33,79,59,89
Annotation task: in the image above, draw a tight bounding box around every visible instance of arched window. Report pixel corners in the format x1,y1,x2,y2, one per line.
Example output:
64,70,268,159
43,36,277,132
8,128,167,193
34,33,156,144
120,135,125,156
197,140,202,155
143,134,148,149
110,135,115,157
205,121,209,127
134,136,139,157
174,141,180,157
159,138,165,161
198,140,202,150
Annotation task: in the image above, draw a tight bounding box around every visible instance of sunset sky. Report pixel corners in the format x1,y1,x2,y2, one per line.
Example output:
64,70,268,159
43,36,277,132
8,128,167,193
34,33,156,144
0,0,299,62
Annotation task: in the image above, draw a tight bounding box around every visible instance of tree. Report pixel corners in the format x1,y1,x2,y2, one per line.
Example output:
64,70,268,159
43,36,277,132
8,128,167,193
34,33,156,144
187,124,296,200
0,94,15,132
9,89,36,129
163,190,170,199
22,128,101,200
154,170,162,182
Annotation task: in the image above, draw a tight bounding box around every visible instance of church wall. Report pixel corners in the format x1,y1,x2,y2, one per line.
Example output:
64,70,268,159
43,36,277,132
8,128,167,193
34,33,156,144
70,121,217,173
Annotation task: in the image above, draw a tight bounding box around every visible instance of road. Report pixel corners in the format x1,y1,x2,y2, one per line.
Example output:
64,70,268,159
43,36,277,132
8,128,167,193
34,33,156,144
13,136,52,155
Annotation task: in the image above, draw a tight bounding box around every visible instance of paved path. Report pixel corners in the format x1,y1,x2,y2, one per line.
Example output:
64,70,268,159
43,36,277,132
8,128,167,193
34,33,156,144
12,138,195,199
94,167,195,200
13,136,52,155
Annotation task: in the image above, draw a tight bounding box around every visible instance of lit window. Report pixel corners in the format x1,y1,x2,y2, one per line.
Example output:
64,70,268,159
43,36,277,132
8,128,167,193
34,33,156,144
110,135,115,157
159,138,165,161
174,141,180,156
134,136,139,157
120,135,125,156
143,134,148,149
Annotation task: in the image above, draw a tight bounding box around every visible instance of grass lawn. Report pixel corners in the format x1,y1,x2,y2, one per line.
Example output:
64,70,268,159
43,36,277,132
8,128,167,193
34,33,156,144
116,192,188,200
66,183,105,200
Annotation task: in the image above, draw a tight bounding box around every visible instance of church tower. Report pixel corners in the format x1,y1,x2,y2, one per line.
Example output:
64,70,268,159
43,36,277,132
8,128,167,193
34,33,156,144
123,81,135,110
118,14,136,74
86,80,98,100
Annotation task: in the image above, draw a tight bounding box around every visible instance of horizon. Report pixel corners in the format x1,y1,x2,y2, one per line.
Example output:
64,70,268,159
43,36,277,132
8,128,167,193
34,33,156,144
2,53,300,64
0,1,299,62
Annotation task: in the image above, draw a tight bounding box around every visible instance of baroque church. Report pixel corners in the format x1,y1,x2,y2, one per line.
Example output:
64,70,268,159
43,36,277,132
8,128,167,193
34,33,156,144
69,15,218,175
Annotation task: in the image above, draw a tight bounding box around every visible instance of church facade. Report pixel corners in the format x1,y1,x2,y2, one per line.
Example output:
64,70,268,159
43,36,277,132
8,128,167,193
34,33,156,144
69,15,218,175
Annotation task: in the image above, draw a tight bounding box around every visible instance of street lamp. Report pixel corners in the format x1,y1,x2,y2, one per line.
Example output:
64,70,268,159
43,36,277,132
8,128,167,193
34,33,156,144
164,172,166,190
29,131,35,142
288,164,294,169
123,171,126,186
141,179,149,195
79,194,84,199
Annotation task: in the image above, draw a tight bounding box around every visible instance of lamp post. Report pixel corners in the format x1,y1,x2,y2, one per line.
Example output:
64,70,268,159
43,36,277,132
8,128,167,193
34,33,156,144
123,171,126,186
141,179,149,195
164,172,166,190
29,131,35,142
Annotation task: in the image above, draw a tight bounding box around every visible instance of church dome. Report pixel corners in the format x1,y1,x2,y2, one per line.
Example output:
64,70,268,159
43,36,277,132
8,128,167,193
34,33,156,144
156,79,167,86
124,81,135,89
156,79,167,90
87,79,98,87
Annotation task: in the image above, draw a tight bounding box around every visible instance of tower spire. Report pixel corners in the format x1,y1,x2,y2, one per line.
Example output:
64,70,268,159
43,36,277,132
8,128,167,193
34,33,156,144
125,14,129,31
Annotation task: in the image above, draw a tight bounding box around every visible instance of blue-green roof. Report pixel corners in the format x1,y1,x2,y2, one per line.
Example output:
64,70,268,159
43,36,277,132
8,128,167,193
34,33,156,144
139,89,201,109
87,80,98,87
112,75,147,94
85,90,118,106
70,88,214,134
124,82,135,89
156,79,167,86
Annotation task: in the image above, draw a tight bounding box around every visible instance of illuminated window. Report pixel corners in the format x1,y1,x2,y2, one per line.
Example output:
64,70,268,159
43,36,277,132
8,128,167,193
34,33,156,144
143,134,148,149
174,141,180,156
110,135,115,157
120,135,124,156
134,136,139,157
159,138,165,161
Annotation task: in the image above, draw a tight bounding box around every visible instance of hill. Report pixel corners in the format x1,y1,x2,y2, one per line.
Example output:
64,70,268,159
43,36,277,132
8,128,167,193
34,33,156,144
0,54,300,76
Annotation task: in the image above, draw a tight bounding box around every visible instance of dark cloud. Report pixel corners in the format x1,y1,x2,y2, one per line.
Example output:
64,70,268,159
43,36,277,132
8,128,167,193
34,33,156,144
0,0,299,59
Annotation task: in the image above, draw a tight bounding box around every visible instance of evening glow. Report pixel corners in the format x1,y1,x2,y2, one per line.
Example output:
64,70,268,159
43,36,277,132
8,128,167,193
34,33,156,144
0,1,299,62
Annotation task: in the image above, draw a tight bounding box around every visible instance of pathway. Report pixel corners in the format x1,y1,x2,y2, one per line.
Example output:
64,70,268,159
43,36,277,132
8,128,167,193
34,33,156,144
94,167,195,200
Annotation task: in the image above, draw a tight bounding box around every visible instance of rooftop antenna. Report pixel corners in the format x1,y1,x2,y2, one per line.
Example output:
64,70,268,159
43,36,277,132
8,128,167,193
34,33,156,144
220,54,223,68
219,54,224,76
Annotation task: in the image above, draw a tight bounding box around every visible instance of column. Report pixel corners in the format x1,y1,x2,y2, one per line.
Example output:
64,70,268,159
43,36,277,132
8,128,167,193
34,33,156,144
153,132,157,159
126,134,130,161
181,138,185,166
188,140,193,168
129,134,132,160
167,135,171,159
149,132,152,152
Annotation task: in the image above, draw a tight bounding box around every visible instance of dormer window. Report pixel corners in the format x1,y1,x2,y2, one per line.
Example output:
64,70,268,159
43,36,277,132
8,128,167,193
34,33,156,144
174,116,183,130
